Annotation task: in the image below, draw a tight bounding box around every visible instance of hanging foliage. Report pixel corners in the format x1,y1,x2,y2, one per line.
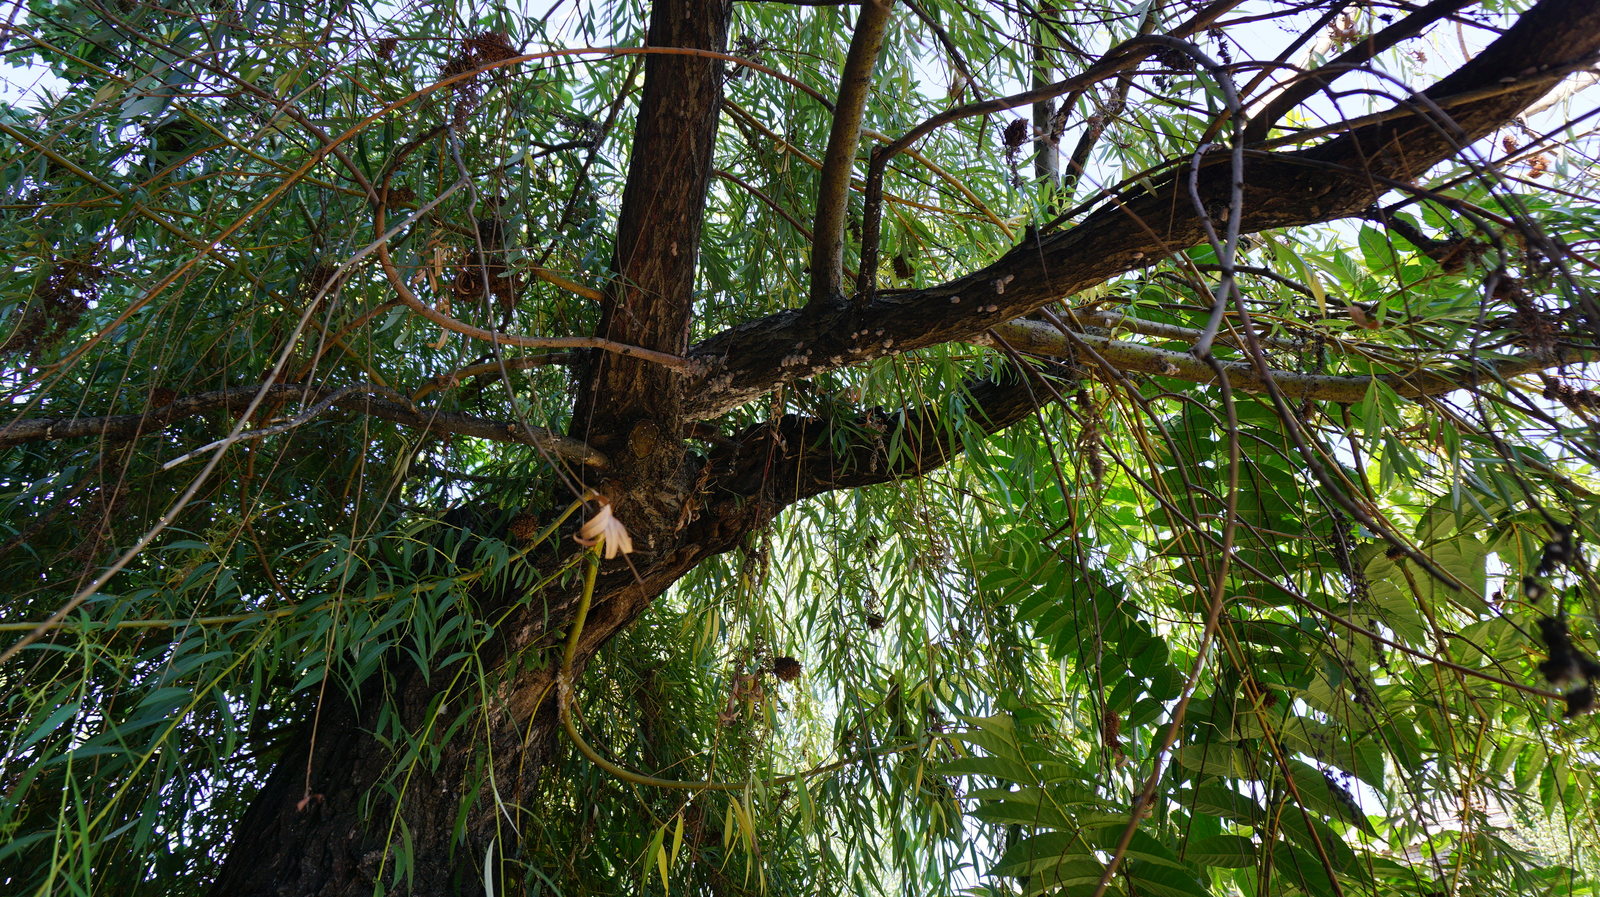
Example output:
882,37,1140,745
4,0,1600,894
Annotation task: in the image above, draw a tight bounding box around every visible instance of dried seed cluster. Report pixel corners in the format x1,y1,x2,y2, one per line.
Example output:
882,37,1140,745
772,656,802,682
1526,524,1596,717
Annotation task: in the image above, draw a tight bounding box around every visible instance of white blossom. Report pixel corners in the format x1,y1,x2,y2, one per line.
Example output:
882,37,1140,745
575,501,634,559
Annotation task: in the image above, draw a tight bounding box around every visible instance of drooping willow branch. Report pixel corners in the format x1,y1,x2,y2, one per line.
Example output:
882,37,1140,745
410,353,576,401
1240,0,1478,144
1137,34,1245,359
371,225,698,372
720,100,1000,223
16,41,841,386
557,541,928,791
159,385,386,469
853,0,1242,301
716,169,816,240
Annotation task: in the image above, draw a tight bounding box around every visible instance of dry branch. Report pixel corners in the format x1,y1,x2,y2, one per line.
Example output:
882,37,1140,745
0,384,607,467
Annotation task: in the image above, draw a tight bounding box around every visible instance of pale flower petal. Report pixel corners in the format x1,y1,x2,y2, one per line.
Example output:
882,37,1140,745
574,503,611,545
575,501,634,559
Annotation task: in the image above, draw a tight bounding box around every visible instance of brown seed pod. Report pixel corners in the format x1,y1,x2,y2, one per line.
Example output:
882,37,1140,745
465,31,518,66
1002,118,1029,149
772,656,802,682
507,513,540,543
1101,708,1126,766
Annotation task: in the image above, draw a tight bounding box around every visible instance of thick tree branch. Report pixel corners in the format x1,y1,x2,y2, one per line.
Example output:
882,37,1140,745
687,0,1600,420
712,366,1056,507
1242,0,1477,145
809,0,895,309
982,319,1593,403
0,384,607,467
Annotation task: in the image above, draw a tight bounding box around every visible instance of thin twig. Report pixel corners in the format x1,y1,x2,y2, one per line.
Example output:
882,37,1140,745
411,353,575,401
1134,35,1245,359
1090,361,1241,897
1,383,606,466
161,386,383,469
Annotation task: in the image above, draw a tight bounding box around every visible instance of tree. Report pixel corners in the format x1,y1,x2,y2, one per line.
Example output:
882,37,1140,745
4,0,1600,892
